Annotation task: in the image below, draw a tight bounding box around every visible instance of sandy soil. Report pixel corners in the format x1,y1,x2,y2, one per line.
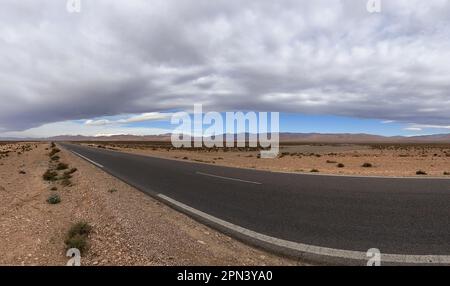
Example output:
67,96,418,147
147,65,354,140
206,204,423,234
87,142,450,177
0,142,302,266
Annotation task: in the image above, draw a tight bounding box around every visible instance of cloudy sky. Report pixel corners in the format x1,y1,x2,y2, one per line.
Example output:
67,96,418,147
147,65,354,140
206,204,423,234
1,0,450,137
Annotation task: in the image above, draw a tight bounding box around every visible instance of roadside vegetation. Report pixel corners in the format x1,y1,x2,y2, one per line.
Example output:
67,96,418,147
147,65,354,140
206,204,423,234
49,148,60,157
43,143,78,199
65,221,92,254
56,162,68,170
33,143,96,259
43,169,58,181
45,143,93,256
46,193,61,204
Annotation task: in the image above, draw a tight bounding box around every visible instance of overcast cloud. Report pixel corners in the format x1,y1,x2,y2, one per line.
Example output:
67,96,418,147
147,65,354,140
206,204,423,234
1,0,450,135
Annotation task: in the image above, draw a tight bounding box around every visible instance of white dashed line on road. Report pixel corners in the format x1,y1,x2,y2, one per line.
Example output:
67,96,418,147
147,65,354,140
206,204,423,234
196,171,262,185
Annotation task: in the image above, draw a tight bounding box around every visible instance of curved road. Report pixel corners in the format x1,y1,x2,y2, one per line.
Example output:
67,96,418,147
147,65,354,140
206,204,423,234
60,143,450,264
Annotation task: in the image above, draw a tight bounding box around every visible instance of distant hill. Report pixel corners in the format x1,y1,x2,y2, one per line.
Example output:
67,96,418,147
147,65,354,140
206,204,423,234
279,132,450,143
2,132,450,143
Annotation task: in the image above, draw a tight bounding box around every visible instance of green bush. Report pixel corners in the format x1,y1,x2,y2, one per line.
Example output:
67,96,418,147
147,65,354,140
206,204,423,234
67,221,92,238
362,163,373,168
65,222,92,253
65,234,88,253
43,170,58,181
337,163,345,168
56,163,69,170
416,170,427,175
49,148,60,157
310,169,319,173
47,193,61,204
51,155,60,161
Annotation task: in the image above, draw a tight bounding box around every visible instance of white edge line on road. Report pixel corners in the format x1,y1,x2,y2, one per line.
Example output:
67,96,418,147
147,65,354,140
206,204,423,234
71,151,104,168
158,193,450,264
196,171,262,185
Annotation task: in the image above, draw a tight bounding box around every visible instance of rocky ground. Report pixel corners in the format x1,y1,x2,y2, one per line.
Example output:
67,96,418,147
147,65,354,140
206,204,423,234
0,142,303,266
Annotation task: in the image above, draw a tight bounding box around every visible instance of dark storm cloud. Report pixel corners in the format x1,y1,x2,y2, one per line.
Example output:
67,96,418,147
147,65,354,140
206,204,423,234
1,0,450,132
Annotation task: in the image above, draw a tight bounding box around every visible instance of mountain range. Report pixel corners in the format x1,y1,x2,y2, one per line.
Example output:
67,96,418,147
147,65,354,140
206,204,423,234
2,133,450,143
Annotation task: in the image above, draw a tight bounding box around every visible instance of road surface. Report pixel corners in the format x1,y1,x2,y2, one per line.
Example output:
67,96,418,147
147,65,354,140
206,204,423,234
60,143,450,264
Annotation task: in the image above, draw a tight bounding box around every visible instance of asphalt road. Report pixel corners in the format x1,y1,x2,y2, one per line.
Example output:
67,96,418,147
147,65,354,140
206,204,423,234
61,143,450,257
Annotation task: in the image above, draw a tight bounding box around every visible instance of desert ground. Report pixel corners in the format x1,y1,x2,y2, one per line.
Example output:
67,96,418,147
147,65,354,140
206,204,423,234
82,141,450,177
0,142,302,266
